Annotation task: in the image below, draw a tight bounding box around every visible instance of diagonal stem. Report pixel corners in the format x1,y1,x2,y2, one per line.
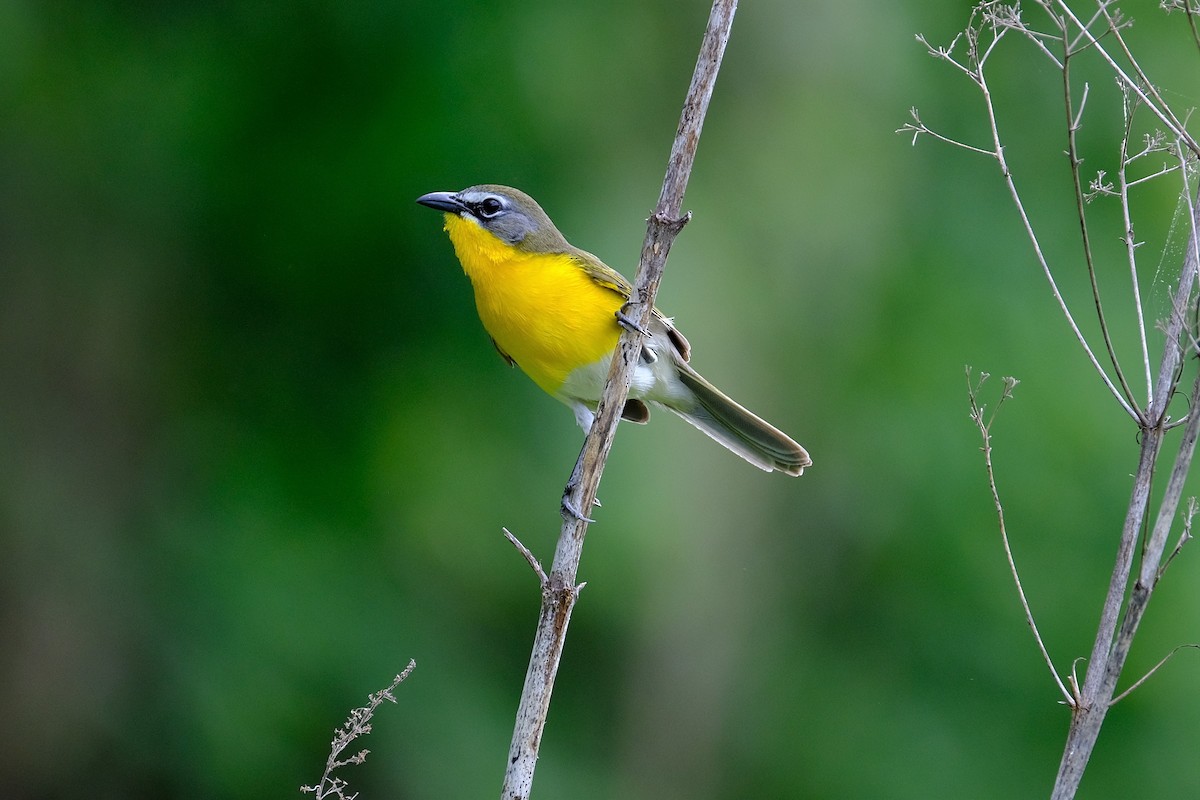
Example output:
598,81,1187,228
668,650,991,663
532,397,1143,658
499,3,738,797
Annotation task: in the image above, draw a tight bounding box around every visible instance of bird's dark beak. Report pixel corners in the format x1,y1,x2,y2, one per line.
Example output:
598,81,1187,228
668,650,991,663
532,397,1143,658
416,191,466,214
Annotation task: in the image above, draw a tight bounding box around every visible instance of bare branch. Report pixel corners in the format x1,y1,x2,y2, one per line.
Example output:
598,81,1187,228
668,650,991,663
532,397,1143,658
1008,2,1070,66
897,108,997,155
986,101,1140,418
1053,179,1200,800
1139,366,1200,590
500,3,737,797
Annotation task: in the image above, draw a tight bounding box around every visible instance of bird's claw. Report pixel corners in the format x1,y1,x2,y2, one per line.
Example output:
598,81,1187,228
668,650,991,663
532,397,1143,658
561,493,596,524
615,304,648,336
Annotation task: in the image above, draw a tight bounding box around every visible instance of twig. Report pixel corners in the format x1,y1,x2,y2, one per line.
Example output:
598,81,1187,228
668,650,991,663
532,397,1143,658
1138,368,1200,594
1061,39,1140,414
499,3,737,798
301,661,417,800
503,528,549,587
1051,97,1200,800
1115,85,1154,402
1110,643,1200,705
1156,495,1196,582
983,65,1140,420
966,369,1072,703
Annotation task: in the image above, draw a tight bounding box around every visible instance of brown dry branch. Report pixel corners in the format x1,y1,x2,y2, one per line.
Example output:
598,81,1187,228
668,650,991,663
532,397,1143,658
904,2,1200,798
499,2,738,798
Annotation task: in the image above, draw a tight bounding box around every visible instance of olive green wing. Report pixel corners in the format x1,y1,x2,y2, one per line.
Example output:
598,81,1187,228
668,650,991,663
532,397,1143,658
568,247,633,298
567,247,692,363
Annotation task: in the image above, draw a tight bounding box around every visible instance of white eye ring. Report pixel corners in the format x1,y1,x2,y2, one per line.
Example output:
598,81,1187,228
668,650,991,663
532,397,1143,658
478,197,504,218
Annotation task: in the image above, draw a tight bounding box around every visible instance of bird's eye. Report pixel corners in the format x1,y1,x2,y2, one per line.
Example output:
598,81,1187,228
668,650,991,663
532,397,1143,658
478,197,504,218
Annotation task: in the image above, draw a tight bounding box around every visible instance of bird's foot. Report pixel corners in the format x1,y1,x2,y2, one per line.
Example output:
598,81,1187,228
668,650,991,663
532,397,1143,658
615,303,648,336
561,492,596,524
561,471,601,523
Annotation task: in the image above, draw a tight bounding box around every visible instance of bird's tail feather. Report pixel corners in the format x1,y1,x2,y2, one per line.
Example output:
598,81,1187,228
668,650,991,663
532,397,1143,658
668,366,811,476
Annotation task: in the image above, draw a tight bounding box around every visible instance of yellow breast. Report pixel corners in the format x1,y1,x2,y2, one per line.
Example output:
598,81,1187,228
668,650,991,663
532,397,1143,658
443,214,623,394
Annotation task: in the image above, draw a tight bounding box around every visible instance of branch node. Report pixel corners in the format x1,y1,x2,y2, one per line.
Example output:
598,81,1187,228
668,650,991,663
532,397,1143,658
664,209,693,232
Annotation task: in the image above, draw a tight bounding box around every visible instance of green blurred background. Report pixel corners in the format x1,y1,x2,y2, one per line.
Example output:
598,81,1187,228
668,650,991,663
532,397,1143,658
3,1,1198,797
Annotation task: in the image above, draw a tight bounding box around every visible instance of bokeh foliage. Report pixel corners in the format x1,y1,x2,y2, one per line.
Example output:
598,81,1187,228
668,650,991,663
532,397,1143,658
2,1,1198,798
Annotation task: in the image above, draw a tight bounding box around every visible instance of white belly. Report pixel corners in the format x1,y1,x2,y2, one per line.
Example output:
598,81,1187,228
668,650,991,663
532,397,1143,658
554,328,690,428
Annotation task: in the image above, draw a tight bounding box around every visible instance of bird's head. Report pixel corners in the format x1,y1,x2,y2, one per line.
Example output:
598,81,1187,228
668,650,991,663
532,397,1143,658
416,184,568,253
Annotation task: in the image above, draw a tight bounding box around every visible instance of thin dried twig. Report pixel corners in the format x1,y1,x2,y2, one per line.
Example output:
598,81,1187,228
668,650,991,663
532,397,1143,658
503,527,549,586
1061,41,1140,414
1110,643,1200,705
966,369,1072,704
301,661,417,800
1055,0,1200,155
1115,86,1154,401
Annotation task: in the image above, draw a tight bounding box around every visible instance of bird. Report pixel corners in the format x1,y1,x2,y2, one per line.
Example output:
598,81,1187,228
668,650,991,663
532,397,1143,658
416,184,811,476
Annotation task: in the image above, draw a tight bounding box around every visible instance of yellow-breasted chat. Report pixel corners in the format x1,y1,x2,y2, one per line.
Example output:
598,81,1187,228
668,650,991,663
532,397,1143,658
416,184,811,476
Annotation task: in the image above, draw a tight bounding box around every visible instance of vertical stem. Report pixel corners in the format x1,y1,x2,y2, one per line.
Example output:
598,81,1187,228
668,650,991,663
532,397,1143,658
499,3,738,798
1051,188,1200,800
1049,426,1160,800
